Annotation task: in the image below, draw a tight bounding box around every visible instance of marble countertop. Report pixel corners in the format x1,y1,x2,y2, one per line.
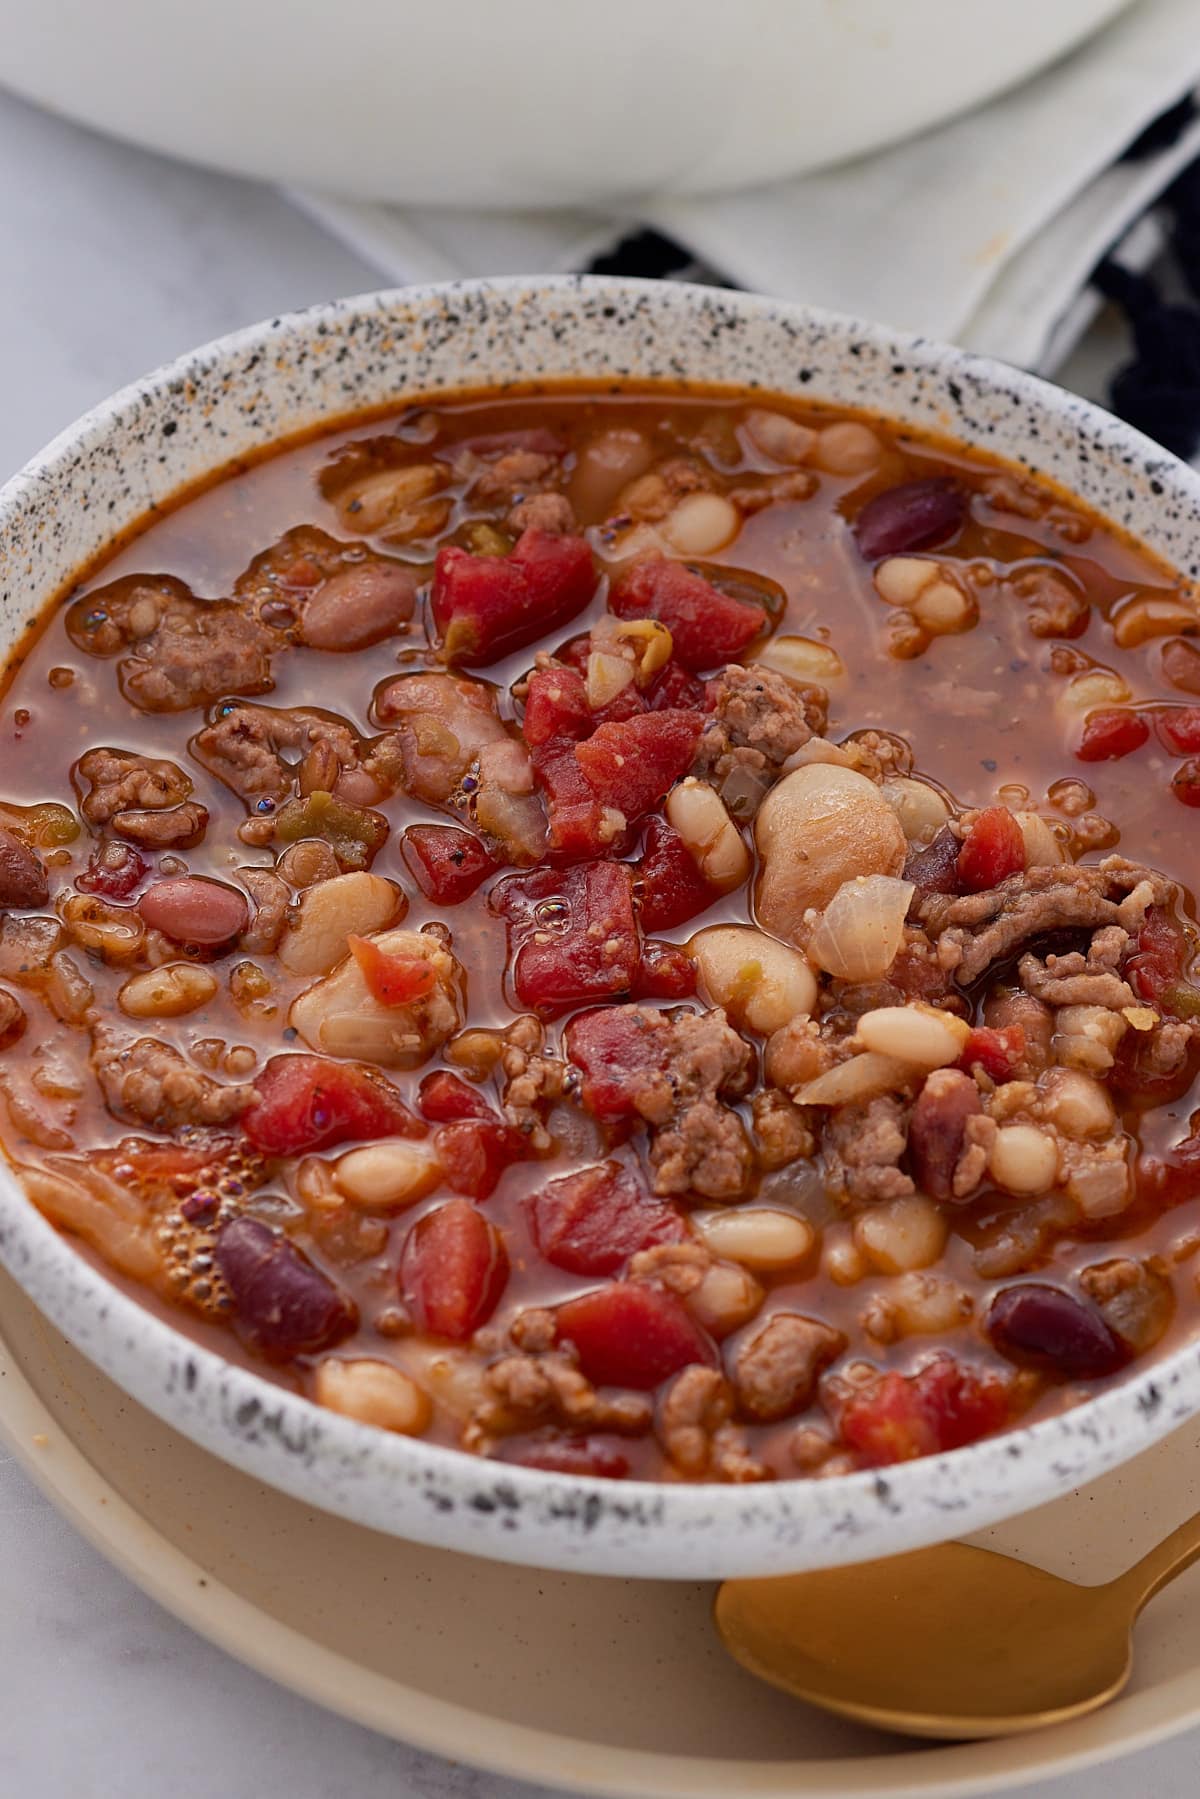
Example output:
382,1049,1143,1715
0,82,1198,1799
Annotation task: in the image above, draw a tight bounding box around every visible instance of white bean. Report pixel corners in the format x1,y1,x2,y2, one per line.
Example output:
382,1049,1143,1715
290,927,461,1069
315,1359,432,1435
1061,669,1132,713
854,1194,948,1273
696,1208,815,1272
754,763,906,941
744,409,817,465
989,1123,1059,1195
661,492,740,556
278,872,402,976
1014,810,1066,867
751,634,845,684
879,777,951,846
332,1138,443,1211
1038,1068,1115,1140
118,962,217,1018
812,421,883,475
883,1270,973,1335
856,1004,969,1070
665,779,750,893
687,1261,764,1337
795,1050,914,1107
687,925,817,1035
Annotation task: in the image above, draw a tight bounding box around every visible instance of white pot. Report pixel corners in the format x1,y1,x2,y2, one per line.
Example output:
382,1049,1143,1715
0,0,1131,205
0,275,1197,1577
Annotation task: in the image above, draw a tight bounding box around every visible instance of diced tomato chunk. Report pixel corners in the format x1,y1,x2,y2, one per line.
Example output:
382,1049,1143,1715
575,709,702,823
637,816,715,931
556,1281,714,1388
837,1356,1012,1465
646,659,709,712
1172,759,1200,808
1075,707,1150,762
634,939,698,1000
1154,705,1200,755
400,824,496,905
1125,907,1190,1008
958,1024,1025,1084
242,1054,419,1156
610,557,766,669
432,529,596,665
522,664,593,748
347,934,436,1005
565,1005,668,1125
497,1434,631,1479
530,738,614,861
435,1117,522,1200
527,1161,686,1276
77,843,147,900
417,1070,494,1124
491,861,641,1017
400,1198,508,1340
955,807,1025,892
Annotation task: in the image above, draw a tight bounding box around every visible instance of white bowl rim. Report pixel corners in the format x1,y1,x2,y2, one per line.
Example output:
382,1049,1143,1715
1,272,1199,1578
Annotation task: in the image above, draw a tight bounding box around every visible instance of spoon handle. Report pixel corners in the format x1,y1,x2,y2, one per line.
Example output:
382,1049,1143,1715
1110,1508,1200,1614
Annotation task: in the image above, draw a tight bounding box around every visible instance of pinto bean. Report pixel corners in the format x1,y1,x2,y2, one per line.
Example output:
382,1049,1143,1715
300,561,417,651
138,876,249,945
908,1067,981,1201
0,828,48,909
214,1215,356,1358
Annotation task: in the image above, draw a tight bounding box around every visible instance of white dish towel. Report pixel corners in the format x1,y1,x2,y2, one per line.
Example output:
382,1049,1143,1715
292,0,1200,377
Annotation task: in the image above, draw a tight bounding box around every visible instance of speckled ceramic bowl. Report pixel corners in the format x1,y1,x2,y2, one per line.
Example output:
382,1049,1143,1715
1,277,1198,1580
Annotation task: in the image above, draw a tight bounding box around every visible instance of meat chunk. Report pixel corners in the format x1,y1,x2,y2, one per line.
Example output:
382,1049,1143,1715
67,573,275,713
191,703,374,807
732,1312,846,1421
824,1095,914,1203
462,1349,651,1454
751,1089,815,1169
1018,925,1134,1009
508,491,576,536
90,1028,256,1130
233,524,416,651
372,672,511,805
499,1015,567,1153
921,858,1175,985
1078,1256,1174,1353
0,828,48,909
656,1366,734,1475
631,1008,755,1200
239,866,291,956
73,747,208,848
982,991,1054,1077
908,1068,994,1201
696,663,823,792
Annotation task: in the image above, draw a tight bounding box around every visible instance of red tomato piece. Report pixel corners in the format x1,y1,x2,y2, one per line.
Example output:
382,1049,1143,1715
417,1070,494,1124
646,659,709,712
610,556,766,669
400,824,496,905
837,1356,1012,1465
347,933,436,1005
496,1434,631,1479
564,1004,668,1125
637,816,716,931
242,1054,419,1156
1161,637,1200,696
1125,907,1189,1008
432,529,596,665
575,709,703,823
400,1198,509,1340
529,736,617,862
1172,759,1200,808
490,861,641,1017
958,1025,1025,1084
1138,1130,1200,1207
77,843,148,900
435,1117,522,1200
955,807,1026,892
1075,707,1150,762
527,1161,686,1276
1154,705,1200,755
634,939,698,1000
522,664,593,748
556,1281,714,1388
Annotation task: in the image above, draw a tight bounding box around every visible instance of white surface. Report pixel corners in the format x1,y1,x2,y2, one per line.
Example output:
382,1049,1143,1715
0,82,1198,1798
0,0,1129,206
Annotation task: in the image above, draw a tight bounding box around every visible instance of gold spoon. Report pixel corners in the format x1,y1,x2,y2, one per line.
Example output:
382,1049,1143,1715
715,1511,1200,1740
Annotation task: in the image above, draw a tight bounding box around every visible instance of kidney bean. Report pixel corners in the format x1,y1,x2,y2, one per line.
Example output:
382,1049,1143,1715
903,825,962,897
986,1282,1125,1379
0,827,48,909
138,875,249,944
853,478,966,561
214,1215,356,1357
300,561,417,651
908,1068,982,1201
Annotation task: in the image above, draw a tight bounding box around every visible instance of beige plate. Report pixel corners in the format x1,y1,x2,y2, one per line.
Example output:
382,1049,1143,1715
3,1258,1200,1799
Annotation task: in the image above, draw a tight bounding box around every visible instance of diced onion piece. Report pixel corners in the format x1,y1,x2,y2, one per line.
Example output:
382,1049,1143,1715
687,924,817,1034
794,1050,915,1107
1014,810,1066,867
752,634,845,684
586,649,635,709
856,1003,969,1069
666,779,750,893
613,616,674,683
332,1138,442,1211
696,1207,815,1272
807,874,915,981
